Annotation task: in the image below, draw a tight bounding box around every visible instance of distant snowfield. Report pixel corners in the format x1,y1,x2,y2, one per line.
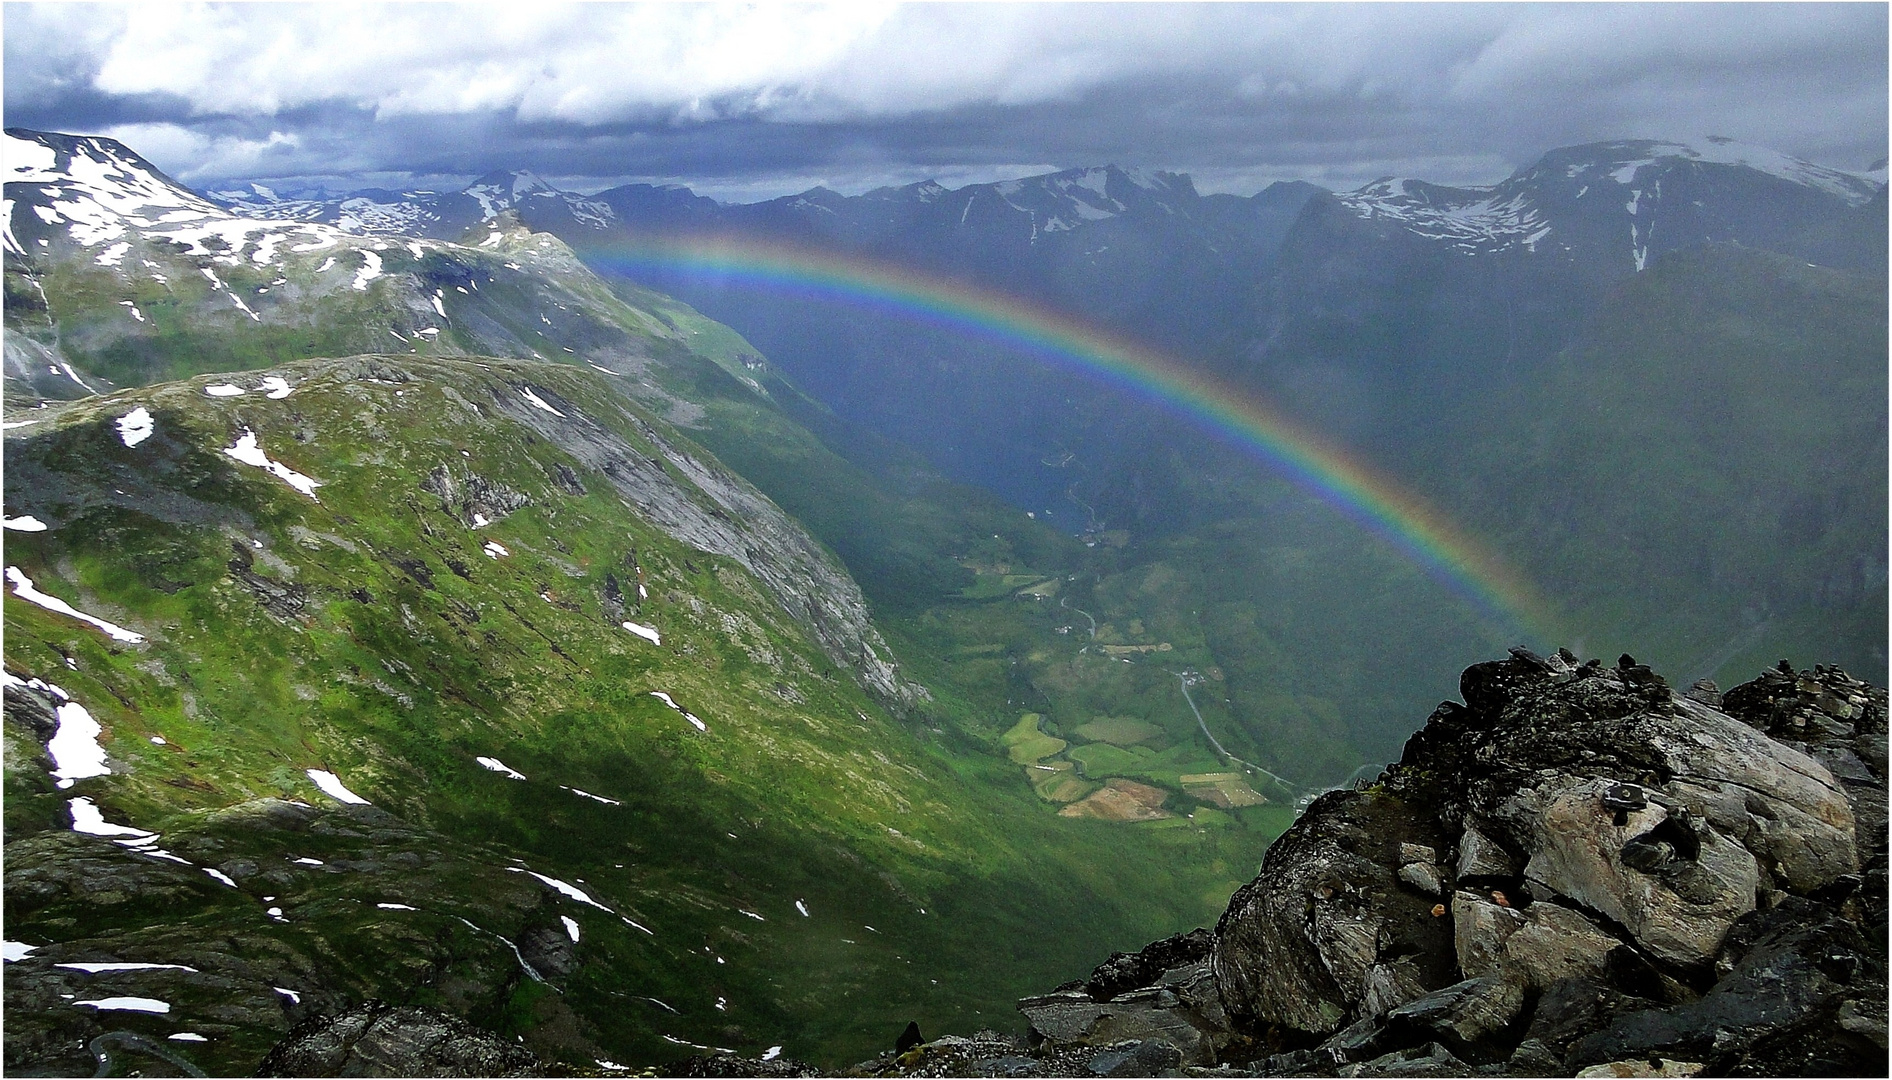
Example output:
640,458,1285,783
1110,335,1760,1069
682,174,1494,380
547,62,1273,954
519,387,566,416
73,996,171,1014
352,248,383,291
476,755,527,780
4,515,49,531
68,797,154,841
621,620,661,645
305,769,370,804
649,691,707,731
116,406,155,446
48,697,111,789
57,961,198,974
6,566,146,642
223,428,322,499
506,866,612,911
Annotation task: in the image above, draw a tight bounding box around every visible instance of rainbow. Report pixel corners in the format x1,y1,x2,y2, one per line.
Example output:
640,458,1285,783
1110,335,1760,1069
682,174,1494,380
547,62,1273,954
584,235,1552,639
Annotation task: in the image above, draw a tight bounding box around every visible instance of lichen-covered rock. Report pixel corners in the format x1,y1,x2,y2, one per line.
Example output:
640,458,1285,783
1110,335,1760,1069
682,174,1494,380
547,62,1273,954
1721,662,1889,892
1017,983,1217,1065
1453,825,1518,881
1509,775,1761,966
670,1051,822,1077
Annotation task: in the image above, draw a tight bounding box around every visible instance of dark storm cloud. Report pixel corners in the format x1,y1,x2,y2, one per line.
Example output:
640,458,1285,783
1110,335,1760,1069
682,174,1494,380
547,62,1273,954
5,3,1884,199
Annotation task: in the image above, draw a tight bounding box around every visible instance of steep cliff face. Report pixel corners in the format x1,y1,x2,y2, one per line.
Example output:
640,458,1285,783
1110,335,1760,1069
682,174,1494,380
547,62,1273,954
859,653,1883,1078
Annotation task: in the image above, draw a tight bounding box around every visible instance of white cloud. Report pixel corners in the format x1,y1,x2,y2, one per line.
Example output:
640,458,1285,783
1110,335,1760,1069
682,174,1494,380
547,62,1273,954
11,3,1883,191
53,3,1761,126
87,3,910,122
98,123,302,182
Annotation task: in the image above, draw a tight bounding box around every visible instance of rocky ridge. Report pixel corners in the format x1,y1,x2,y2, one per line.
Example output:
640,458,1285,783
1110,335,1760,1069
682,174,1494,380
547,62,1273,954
833,652,1887,1078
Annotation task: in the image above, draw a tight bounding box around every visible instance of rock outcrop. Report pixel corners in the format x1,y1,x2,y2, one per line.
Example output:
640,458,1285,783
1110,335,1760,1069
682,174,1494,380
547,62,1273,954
1016,929,1226,1066
970,652,1887,1078
257,1001,544,1076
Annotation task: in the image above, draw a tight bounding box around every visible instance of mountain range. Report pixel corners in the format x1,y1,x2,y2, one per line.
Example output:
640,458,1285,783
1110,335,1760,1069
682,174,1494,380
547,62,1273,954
3,124,1884,1074
199,131,1887,680
4,125,1317,1073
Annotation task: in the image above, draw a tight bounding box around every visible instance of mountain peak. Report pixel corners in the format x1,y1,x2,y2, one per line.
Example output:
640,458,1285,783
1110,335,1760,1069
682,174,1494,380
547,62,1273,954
1530,137,1882,205
466,169,556,198
6,127,198,202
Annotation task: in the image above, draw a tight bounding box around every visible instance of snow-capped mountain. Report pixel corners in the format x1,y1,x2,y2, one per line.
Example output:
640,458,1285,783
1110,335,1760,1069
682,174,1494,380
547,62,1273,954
876,165,1199,239
733,164,1203,245
187,133,1881,281
1337,137,1882,267
1,128,694,402
5,130,361,272
205,162,1203,252
206,168,617,240
1338,177,1553,256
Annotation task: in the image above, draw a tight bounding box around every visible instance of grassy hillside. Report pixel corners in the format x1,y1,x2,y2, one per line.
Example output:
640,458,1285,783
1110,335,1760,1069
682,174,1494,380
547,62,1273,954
4,158,1451,1071
4,355,1297,1073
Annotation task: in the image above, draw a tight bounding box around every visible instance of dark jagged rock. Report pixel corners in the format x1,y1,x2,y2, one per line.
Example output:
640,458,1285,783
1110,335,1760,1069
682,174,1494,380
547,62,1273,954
1571,895,1886,1074
1019,928,1230,1066
256,1001,544,1076
3,675,60,741
1001,652,1887,1078
1086,929,1214,1002
1213,785,1458,1038
897,1021,926,1054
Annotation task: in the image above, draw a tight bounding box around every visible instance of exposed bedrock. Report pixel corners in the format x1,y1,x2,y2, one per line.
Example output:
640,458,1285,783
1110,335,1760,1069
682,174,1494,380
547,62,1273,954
989,652,1887,1078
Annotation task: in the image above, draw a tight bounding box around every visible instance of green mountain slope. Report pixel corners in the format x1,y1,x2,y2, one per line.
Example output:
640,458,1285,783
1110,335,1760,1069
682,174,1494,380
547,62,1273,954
4,127,1490,785
4,356,1282,1072
2,131,1329,1072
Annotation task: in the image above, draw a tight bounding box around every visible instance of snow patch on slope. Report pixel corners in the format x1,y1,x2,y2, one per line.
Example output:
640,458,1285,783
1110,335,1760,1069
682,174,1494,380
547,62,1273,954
6,566,146,642
222,428,321,499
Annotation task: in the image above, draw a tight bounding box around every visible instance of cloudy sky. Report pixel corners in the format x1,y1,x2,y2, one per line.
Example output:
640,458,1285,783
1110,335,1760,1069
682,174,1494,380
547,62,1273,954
5,2,1885,201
